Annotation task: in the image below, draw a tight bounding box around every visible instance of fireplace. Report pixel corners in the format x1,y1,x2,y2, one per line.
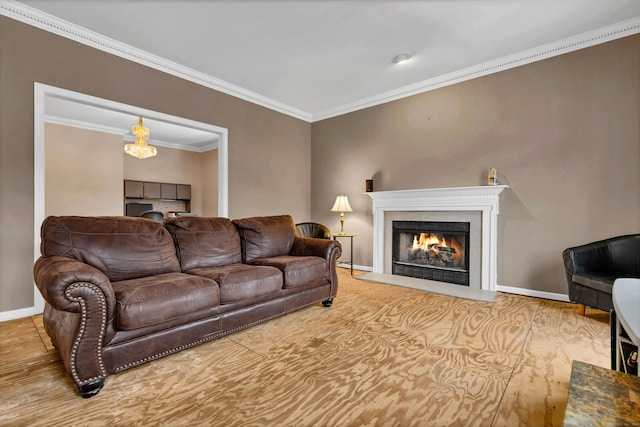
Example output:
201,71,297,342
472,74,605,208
392,221,470,286
366,186,508,292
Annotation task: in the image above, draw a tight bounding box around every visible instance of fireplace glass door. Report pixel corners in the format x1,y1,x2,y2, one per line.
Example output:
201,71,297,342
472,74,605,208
392,221,470,286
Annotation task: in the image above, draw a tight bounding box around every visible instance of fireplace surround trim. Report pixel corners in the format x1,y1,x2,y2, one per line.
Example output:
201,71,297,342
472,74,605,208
366,185,509,292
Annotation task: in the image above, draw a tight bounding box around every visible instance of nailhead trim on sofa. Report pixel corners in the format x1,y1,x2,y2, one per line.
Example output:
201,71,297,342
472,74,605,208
65,282,108,385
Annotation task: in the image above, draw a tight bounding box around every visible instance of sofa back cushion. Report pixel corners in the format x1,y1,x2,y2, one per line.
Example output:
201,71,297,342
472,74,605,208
233,215,296,262
164,217,242,270
40,216,180,282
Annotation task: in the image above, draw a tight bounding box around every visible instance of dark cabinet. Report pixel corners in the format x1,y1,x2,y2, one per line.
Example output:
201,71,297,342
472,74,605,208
177,184,191,200
161,183,177,199
124,180,190,201
144,182,161,199
124,180,163,199
124,180,144,198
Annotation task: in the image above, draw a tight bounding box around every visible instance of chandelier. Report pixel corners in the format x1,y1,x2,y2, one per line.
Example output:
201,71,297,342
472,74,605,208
124,117,157,159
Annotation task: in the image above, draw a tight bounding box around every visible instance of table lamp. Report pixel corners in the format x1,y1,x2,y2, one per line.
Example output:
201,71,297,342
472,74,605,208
331,195,353,235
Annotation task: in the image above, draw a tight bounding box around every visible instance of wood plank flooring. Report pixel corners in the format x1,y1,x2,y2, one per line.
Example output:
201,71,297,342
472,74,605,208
0,269,610,426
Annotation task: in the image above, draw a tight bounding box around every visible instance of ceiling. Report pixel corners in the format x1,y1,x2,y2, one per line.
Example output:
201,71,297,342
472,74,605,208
7,0,640,142
44,96,220,152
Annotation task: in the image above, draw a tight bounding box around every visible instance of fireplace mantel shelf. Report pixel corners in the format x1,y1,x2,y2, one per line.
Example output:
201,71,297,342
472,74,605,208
365,185,509,292
365,185,509,211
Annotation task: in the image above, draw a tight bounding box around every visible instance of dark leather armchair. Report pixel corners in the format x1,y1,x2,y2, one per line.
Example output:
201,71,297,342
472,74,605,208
562,234,640,314
296,222,331,239
140,210,164,222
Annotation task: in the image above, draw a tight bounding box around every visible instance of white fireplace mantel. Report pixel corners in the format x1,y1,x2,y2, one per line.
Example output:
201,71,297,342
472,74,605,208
366,185,509,292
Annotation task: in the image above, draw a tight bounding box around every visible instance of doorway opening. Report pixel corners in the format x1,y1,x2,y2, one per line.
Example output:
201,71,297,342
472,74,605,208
33,82,229,313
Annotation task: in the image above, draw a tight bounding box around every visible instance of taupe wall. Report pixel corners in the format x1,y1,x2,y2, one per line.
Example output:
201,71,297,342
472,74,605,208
201,149,219,217
311,35,640,295
45,124,124,216
0,16,311,312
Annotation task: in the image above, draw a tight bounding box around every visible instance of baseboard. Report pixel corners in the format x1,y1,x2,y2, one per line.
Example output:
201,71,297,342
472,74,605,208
0,306,35,322
337,263,373,272
496,285,570,302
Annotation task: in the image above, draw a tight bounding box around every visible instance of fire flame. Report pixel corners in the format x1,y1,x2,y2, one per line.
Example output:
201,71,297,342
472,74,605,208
412,233,447,251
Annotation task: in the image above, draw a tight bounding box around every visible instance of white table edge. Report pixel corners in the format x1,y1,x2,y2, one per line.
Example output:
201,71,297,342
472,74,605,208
612,278,640,345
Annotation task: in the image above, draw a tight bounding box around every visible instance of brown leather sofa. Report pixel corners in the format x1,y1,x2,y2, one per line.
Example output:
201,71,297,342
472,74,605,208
33,214,341,398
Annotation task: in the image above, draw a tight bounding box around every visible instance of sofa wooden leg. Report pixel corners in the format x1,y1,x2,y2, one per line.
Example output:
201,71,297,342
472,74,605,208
322,298,333,307
578,304,586,316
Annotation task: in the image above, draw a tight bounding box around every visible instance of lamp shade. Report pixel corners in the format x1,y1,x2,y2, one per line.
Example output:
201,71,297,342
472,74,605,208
331,195,352,213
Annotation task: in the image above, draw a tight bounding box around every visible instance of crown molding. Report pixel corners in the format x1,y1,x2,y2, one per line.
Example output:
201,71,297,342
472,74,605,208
3,1,639,124
1,0,312,122
311,16,640,122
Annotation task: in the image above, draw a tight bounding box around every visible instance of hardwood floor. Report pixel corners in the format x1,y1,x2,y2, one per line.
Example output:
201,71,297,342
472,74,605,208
0,269,610,426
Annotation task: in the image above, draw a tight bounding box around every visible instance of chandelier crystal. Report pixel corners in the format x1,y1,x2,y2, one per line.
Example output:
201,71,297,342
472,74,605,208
124,117,157,159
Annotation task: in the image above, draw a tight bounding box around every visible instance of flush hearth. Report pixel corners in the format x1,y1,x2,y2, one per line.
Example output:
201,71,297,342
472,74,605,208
392,221,470,286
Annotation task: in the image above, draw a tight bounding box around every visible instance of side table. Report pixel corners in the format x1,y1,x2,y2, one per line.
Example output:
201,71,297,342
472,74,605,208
563,360,640,425
612,278,640,376
329,233,356,275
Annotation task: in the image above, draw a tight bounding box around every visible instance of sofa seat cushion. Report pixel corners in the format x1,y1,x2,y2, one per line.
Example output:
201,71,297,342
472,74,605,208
112,272,220,330
187,264,283,304
248,256,327,288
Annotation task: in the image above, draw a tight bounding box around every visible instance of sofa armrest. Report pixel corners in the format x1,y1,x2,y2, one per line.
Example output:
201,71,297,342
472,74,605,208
34,255,116,315
291,237,342,298
562,242,614,278
290,237,341,260
34,255,117,393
